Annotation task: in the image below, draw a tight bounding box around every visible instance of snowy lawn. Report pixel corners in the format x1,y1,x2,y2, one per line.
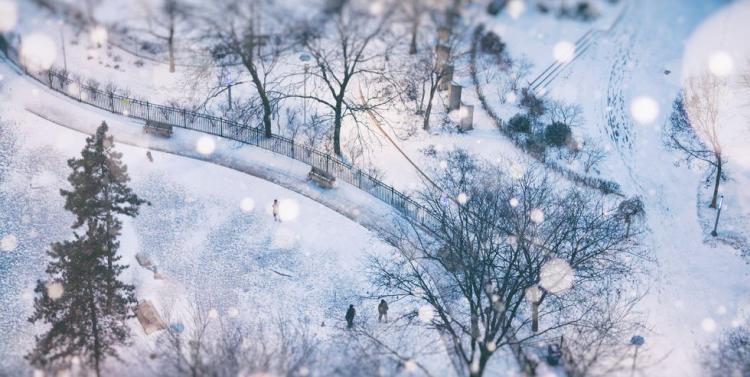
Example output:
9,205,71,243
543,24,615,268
0,100,403,374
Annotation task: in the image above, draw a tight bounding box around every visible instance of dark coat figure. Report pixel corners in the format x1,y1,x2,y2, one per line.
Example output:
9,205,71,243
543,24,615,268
345,304,356,328
272,199,280,222
146,151,153,162
378,299,388,322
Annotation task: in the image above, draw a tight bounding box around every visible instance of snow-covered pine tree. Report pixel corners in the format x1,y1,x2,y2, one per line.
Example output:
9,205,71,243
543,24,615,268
27,226,137,376
60,122,147,304
27,122,144,376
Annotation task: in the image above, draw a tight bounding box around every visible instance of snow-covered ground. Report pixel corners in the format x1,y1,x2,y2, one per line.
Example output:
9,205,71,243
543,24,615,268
0,69,432,374
2,0,750,375
545,0,750,375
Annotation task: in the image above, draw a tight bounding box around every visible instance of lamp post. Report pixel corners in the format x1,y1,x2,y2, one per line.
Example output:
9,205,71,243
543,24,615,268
630,335,645,377
58,19,67,72
525,285,542,332
299,53,311,126
711,194,724,237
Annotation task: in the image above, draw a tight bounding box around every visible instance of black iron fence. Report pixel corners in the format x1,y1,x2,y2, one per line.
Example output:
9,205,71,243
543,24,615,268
0,33,439,229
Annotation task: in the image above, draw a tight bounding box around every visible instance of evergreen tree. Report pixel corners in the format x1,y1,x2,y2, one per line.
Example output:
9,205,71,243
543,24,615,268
28,123,144,376
60,122,147,303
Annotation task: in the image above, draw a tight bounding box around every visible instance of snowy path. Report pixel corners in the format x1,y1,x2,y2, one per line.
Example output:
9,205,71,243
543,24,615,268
551,0,750,375
0,61,404,234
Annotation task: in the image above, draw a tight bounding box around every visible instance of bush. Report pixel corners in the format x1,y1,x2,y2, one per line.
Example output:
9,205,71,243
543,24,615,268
508,114,532,134
520,88,546,118
525,134,547,159
480,31,506,56
544,122,572,147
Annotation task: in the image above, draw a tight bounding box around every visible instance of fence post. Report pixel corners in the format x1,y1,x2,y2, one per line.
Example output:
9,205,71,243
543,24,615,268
391,186,395,205
183,109,187,128
219,118,223,137
146,102,151,122
325,155,330,173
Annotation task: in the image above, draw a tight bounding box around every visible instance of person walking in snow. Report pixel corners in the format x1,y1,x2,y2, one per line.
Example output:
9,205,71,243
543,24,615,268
378,299,389,322
272,199,280,222
345,304,356,329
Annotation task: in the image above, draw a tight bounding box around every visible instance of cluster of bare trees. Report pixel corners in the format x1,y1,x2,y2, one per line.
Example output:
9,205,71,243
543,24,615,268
369,151,647,376
110,0,482,158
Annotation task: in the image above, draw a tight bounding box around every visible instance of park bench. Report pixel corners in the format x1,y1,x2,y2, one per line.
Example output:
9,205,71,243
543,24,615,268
308,166,336,189
143,120,173,138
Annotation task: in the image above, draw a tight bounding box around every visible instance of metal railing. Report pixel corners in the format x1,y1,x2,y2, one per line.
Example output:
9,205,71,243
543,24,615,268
0,33,439,230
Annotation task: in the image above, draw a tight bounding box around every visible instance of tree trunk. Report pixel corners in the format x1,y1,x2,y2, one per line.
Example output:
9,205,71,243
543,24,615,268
469,351,491,377
333,100,344,156
168,35,175,73
409,19,419,55
423,83,438,130
88,286,102,377
246,63,273,138
710,155,722,208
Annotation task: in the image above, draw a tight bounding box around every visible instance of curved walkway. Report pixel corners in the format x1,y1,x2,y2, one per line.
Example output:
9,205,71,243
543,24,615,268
1,60,398,234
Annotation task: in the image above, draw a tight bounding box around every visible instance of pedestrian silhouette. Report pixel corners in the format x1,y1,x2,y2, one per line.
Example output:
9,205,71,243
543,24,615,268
345,304,356,329
146,150,153,162
272,199,280,222
378,299,389,322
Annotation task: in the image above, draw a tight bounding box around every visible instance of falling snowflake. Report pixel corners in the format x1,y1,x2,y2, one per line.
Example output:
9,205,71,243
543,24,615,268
20,33,57,70
240,197,255,213
506,0,526,20
227,307,240,318
510,163,525,180
46,282,64,300
208,308,219,319
196,136,216,155
89,25,108,46
524,285,542,303
539,258,574,294
404,360,418,373
1,234,18,252
457,192,469,205
530,208,544,224
277,199,300,222
418,305,434,323
509,198,519,208
630,96,660,125
486,340,497,352
553,41,576,64
0,0,18,32
708,51,734,77
701,317,717,333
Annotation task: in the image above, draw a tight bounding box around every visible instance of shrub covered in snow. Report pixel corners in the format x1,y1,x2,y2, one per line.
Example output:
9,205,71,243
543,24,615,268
508,114,532,134
545,121,572,147
702,326,750,377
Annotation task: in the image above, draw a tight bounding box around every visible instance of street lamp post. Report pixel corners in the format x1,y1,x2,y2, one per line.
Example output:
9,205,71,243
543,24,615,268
630,335,645,377
525,285,542,332
711,194,724,237
299,53,311,125
58,20,67,72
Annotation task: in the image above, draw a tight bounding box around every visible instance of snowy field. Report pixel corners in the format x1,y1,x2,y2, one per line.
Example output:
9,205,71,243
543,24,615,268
0,98,404,374
2,0,750,376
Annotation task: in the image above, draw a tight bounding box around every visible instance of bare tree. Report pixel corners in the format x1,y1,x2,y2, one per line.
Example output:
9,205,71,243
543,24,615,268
559,289,648,377
295,0,394,156
666,73,729,208
701,326,750,377
147,301,317,377
546,100,584,128
371,152,644,376
202,0,287,138
135,0,191,73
